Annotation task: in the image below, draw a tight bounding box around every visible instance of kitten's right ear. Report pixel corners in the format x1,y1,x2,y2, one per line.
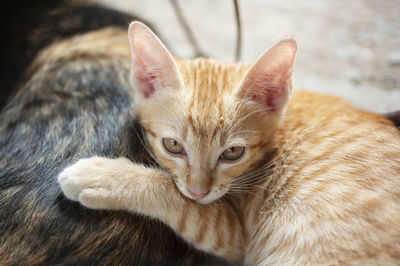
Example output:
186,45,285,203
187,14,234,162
128,21,182,98
238,39,297,113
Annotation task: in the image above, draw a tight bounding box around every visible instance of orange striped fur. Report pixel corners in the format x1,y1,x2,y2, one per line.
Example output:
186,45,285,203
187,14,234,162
58,22,400,265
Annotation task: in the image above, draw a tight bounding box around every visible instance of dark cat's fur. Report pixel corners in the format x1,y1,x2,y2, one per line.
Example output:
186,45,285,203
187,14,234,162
386,110,400,129
0,1,227,265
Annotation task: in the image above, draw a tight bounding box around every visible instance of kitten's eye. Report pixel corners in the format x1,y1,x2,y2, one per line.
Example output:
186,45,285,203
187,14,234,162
162,138,185,154
221,146,245,161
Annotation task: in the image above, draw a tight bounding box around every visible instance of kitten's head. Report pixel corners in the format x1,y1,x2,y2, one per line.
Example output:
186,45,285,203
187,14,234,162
128,22,296,204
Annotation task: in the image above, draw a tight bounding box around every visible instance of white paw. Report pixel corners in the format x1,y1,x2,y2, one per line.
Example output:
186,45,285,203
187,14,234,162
57,156,125,209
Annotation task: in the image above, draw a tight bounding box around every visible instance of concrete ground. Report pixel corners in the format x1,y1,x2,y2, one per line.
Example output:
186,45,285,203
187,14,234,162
95,0,400,113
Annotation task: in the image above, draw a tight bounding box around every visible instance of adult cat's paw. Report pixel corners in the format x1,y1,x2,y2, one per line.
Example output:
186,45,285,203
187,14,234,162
57,156,132,209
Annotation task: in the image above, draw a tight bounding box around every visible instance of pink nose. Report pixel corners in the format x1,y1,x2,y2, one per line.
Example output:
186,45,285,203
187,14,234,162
188,189,210,200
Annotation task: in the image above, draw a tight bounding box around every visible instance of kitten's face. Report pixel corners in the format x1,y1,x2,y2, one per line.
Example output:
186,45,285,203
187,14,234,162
128,22,296,203
137,60,278,204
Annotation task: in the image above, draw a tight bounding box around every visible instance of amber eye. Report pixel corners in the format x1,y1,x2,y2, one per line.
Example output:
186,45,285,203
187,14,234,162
221,146,245,161
162,138,185,154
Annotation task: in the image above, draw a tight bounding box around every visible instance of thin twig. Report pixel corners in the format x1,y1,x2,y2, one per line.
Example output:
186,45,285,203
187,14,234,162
169,0,206,58
233,0,242,62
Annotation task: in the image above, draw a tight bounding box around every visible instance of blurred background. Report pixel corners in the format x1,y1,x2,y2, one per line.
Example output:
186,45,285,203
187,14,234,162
97,0,399,112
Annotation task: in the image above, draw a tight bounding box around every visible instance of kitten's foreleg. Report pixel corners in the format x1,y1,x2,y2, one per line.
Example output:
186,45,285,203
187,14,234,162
58,156,245,261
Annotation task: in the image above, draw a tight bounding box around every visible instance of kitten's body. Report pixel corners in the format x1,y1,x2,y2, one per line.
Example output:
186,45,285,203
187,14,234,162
59,22,400,265
243,89,400,265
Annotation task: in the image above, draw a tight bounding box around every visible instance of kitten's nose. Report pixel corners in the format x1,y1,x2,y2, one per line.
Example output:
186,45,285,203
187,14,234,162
188,188,210,200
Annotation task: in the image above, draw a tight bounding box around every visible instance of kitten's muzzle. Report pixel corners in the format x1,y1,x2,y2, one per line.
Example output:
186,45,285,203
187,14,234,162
188,188,210,200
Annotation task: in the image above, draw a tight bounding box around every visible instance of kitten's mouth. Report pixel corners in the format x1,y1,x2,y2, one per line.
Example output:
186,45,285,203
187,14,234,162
170,178,213,204
168,173,224,204
192,194,216,205
183,186,213,204
188,189,210,200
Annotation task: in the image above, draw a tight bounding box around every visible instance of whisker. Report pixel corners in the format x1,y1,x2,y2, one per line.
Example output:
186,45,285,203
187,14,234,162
227,148,288,197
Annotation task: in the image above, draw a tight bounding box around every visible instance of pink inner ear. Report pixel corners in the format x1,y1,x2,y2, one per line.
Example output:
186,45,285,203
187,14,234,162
251,64,292,112
133,69,156,98
239,39,296,112
128,21,181,99
132,54,157,98
263,83,288,112
242,67,292,112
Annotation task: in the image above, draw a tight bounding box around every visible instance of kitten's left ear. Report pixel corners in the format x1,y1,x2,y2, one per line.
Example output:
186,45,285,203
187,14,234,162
238,39,297,112
128,21,182,98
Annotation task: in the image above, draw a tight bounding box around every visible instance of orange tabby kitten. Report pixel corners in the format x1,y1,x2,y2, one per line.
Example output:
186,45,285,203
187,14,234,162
58,22,400,265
